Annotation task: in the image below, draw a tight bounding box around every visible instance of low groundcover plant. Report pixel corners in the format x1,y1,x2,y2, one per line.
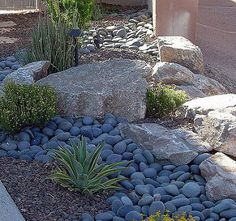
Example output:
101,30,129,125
50,137,126,194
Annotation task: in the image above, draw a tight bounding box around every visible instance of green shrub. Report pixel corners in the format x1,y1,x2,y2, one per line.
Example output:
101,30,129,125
24,18,75,73
147,84,187,117
146,211,196,221
50,137,126,194
46,0,95,28
0,81,57,133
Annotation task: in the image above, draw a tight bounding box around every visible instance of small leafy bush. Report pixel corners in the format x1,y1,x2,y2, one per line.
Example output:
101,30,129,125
147,84,187,117
146,211,196,221
50,137,126,194
24,18,75,73
0,81,57,133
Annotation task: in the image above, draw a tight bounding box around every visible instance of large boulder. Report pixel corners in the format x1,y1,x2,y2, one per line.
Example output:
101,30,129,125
180,94,236,118
179,94,236,157
193,74,227,96
152,62,227,99
200,152,236,201
158,36,205,74
194,109,236,157
118,123,212,165
152,62,194,85
37,59,152,121
3,61,50,85
171,128,213,153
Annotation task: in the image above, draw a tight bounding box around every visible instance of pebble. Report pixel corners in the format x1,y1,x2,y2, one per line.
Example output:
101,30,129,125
125,211,142,221
182,182,201,198
117,205,136,218
149,201,165,215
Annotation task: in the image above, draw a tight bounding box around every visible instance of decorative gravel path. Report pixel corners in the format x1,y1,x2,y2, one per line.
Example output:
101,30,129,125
0,114,236,221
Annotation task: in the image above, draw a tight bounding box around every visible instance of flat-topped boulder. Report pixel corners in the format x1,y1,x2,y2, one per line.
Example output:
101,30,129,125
180,94,236,118
200,152,236,201
158,36,205,74
119,123,213,165
37,59,152,121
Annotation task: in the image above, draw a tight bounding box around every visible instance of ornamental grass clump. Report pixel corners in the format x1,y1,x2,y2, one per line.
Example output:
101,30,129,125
146,211,196,221
50,137,126,194
24,18,75,73
0,81,57,133
147,84,187,117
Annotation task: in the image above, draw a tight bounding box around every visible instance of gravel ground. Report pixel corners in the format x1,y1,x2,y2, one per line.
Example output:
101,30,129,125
78,48,157,66
0,158,111,221
0,12,40,58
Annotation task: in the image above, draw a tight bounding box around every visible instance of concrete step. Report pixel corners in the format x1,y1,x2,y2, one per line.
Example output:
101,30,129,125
0,181,25,221
198,6,236,32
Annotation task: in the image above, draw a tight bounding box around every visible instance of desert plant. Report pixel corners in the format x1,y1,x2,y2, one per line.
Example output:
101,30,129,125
50,137,126,194
24,18,75,73
146,211,196,221
46,0,95,28
147,84,187,117
0,81,57,133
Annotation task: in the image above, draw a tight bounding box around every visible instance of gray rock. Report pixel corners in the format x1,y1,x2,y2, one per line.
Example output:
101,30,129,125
116,29,127,38
172,129,213,153
200,152,236,201
125,211,142,221
158,36,205,74
117,205,136,218
179,94,236,157
86,44,95,52
81,213,94,221
182,182,201,198
138,195,153,206
0,181,25,221
164,184,180,196
4,61,50,85
180,94,236,119
1,142,17,151
119,123,198,165
95,212,113,221
152,62,194,85
149,201,165,215
37,59,151,121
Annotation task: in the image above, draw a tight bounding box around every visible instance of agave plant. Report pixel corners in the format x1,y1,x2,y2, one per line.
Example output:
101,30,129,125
50,137,126,194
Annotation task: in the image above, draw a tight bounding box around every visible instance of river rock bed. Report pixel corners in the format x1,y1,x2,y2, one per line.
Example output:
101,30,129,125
0,56,21,82
80,9,160,60
0,114,236,221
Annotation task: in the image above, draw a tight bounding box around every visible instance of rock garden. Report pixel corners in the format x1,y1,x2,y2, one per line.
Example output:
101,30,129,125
0,1,236,221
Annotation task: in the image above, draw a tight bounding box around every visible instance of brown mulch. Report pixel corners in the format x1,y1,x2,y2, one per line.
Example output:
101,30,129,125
0,12,41,58
0,158,111,221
